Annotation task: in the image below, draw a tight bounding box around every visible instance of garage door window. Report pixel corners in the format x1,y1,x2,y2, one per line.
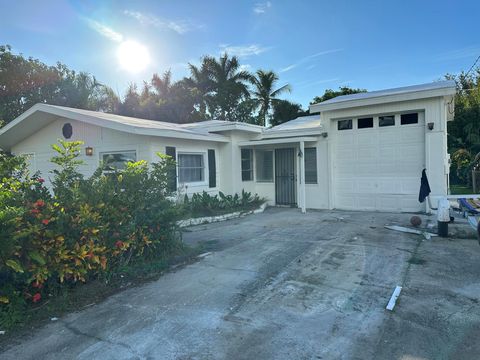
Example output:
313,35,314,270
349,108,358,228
305,148,317,184
379,115,395,127
338,119,352,130
401,113,418,125
358,117,373,129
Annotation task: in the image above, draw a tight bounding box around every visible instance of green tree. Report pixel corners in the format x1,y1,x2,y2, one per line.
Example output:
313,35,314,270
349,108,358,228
446,70,480,153
310,86,367,104
271,99,307,127
0,45,116,124
445,69,480,185
250,70,291,127
202,54,252,120
184,62,212,118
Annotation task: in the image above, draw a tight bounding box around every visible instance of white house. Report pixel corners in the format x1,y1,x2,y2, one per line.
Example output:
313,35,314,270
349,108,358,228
0,80,456,213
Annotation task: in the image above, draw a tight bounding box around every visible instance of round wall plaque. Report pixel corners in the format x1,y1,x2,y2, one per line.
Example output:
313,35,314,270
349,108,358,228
62,123,73,139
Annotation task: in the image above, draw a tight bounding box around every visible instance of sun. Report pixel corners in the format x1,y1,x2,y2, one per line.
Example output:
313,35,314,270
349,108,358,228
117,40,150,73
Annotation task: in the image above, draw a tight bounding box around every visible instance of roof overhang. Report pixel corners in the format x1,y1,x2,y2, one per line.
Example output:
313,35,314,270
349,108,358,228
238,136,318,147
309,85,457,113
0,104,230,151
262,128,324,139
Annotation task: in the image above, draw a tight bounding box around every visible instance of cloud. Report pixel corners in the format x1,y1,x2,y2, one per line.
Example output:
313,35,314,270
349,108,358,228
219,44,271,58
239,64,252,72
85,18,123,42
253,1,272,14
280,64,298,73
306,48,343,59
279,48,343,73
124,10,203,34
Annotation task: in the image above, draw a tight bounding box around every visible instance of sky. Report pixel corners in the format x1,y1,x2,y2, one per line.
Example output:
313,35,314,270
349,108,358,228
1,0,480,108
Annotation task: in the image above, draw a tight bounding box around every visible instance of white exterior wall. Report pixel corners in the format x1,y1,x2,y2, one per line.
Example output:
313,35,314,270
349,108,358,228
150,137,221,197
12,118,150,188
321,96,451,211
227,132,276,204
11,117,223,198
304,139,330,209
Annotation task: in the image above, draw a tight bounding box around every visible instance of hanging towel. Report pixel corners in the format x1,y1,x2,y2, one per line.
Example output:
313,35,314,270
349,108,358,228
418,169,431,203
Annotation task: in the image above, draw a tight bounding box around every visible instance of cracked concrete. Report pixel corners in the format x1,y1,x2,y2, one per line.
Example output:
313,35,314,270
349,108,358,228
2,208,480,359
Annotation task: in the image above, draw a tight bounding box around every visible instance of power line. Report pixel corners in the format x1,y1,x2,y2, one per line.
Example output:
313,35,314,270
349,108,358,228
465,54,480,77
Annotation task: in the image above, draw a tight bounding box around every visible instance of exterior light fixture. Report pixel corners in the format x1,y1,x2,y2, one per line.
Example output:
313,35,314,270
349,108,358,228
321,132,328,138
298,150,303,158
85,146,94,156
427,122,434,130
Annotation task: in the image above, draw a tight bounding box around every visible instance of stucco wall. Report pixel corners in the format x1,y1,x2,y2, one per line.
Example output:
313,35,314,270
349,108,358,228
11,117,223,198
11,118,151,188
321,96,451,210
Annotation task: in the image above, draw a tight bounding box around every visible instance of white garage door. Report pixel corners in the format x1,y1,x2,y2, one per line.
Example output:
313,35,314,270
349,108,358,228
334,113,425,212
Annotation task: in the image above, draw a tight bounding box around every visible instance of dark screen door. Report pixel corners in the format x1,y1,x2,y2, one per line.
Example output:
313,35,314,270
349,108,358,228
275,148,296,205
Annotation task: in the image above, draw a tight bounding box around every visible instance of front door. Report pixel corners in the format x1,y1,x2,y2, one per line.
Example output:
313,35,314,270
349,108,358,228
275,148,296,205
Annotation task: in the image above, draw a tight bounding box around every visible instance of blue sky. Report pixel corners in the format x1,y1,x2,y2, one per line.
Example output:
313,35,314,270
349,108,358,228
1,0,479,108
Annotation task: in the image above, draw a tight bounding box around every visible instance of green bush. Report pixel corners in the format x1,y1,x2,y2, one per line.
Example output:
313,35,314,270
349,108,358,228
0,140,179,322
182,190,264,217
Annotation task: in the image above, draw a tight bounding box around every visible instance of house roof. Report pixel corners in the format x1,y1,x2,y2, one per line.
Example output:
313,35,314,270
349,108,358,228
262,115,323,139
309,80,457,113
0,104,232,151
181,119,264,133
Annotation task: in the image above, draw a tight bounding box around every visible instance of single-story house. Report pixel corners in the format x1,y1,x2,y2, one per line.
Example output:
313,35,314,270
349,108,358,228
0,80,456,213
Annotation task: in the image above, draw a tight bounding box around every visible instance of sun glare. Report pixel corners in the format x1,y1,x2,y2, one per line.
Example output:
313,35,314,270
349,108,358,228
117,40,150,73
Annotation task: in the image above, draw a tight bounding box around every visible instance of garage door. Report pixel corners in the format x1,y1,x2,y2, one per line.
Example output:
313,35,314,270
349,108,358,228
334,113,425,212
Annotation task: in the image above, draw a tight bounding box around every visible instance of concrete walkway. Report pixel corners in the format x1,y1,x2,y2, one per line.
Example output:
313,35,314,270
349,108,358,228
2,208,480,359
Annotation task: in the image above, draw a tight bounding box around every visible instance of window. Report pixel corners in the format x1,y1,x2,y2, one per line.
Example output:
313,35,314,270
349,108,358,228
401,113,418,125
256,150,273,182
304,148,317,184
241,149,253,181
379,115,395,127
178,153,205,183
337,119,352,130
101,151,136,171
358,117,373,129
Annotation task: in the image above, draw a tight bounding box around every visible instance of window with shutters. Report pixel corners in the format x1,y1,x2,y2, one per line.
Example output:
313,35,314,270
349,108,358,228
241,149,253,181
178,153,205,183
256,150,273,182
304,147,317,184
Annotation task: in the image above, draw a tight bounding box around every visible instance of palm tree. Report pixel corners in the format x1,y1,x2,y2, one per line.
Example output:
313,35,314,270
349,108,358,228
151,70,173,100
251,70,291,127
185,62,212,118
202,54,252,119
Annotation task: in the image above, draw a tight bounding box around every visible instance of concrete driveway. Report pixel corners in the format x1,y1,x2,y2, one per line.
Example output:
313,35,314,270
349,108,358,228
2,208,480,359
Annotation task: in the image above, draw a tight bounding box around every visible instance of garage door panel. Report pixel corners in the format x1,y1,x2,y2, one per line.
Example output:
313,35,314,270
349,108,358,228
334,117,425,212
358,132,377,145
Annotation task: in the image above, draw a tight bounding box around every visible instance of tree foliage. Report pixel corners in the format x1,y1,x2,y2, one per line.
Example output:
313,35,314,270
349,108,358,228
250,70,291,126
271,100,308,127
310,86,367,105
0,45,119,124
446,69,480,185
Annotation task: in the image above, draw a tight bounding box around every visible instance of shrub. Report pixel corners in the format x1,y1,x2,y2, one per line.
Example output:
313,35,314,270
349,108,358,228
0,140,180,318
182,190,264,217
